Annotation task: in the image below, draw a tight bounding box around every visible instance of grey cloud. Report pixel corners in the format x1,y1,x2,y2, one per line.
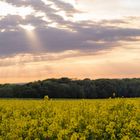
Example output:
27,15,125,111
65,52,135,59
3,0,73,23
4,0,79,15
0,0,140,58
49,0,80,16
0,15,22,30
99,19,128,24
3,0,44,9
0,14,48,31
0,31,34,56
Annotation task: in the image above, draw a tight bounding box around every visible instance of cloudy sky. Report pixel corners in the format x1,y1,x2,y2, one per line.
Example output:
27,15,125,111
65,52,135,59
0,0,140,83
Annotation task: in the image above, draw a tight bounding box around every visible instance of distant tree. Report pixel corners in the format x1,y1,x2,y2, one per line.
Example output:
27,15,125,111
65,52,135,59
0,77,140,98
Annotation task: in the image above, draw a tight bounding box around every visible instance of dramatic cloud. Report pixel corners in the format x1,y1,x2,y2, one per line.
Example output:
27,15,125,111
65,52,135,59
0,0,140,83
0,0,140,58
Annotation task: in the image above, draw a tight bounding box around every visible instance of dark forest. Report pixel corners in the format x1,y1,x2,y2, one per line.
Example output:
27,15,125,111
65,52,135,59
0,78,140,98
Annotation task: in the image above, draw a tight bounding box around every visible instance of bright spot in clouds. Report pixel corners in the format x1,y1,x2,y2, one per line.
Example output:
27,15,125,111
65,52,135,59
19,24,42,52
0,1,34,18
19,24,35,31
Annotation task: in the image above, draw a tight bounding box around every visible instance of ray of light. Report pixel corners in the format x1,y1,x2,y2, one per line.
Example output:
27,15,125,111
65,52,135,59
19,24,43,52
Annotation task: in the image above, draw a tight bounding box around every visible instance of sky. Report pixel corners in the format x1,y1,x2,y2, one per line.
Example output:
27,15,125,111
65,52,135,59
0,0,140,83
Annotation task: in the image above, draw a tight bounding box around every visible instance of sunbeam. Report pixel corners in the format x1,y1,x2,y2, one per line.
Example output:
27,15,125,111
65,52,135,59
19,24,43,53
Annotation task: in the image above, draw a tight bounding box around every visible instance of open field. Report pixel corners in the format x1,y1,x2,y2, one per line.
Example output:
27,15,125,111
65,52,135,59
0,98,140,140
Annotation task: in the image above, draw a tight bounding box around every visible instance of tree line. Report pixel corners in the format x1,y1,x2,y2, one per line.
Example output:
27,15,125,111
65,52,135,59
0,77,140,98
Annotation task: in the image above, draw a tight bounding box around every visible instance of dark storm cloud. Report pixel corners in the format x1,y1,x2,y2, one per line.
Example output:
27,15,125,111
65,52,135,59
0,0,140,57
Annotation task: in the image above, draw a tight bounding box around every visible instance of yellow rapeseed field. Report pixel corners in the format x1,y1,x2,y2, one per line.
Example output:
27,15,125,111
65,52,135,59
0,98,139,140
